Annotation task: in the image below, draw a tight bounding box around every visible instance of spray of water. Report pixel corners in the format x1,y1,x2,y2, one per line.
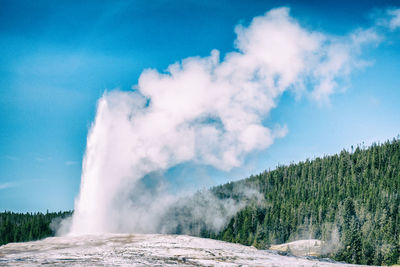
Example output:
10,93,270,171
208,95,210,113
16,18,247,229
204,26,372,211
67,7,386,235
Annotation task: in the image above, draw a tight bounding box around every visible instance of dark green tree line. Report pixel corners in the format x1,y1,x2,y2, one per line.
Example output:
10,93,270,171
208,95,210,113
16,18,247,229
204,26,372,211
0,211,72,245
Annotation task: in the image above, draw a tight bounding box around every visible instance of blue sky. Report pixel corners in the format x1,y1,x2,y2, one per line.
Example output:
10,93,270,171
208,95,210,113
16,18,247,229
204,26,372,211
1,0,400,212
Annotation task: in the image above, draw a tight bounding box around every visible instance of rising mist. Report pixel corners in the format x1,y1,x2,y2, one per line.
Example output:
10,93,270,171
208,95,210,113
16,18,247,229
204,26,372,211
67,7,389,235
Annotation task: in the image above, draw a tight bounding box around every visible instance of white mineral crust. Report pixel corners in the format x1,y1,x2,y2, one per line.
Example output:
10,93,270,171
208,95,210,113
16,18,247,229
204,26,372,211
0,234,371,266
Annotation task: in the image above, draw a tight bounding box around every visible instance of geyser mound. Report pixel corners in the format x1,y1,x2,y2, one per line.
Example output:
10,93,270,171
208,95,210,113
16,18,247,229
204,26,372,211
0,234,366,266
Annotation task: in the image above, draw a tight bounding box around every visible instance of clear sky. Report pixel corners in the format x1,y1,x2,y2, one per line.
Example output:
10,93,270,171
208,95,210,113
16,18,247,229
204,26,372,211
1,0,399,212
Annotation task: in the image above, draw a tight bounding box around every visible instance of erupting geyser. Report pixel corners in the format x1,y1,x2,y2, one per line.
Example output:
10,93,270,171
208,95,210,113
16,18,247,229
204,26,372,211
68,8,379,235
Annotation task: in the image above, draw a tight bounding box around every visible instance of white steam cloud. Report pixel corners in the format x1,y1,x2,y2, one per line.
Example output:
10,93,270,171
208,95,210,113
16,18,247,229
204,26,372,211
68,7,396,234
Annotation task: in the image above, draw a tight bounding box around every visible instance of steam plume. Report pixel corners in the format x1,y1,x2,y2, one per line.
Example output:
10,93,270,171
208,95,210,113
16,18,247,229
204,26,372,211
68,7,388,234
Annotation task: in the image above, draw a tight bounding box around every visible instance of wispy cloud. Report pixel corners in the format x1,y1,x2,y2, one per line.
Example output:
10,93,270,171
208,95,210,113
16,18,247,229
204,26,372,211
65,161,78,166
387,8,400,30
35,156,52,163
0,182,16,190
373,8,400,31
0,178,49,190
2,155,18,161
367,95,381,107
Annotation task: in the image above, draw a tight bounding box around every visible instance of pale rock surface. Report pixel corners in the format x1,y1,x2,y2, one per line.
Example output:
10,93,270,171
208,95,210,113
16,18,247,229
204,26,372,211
0,234,372,266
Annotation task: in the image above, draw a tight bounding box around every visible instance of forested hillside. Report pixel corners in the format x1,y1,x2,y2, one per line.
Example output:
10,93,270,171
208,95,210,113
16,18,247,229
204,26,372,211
166,139,399,265
0,211,72,245
204,139,400,265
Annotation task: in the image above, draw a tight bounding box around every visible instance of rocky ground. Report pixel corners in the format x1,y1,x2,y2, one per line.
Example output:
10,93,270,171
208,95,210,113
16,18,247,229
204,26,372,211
0,234,373,266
